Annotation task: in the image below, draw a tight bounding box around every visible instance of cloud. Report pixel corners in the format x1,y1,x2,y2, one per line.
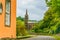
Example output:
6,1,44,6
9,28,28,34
21,0,34,5
17,0,48,21
17,9,25,17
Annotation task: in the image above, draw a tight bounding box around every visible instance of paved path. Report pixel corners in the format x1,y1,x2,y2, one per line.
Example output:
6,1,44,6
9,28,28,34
21,36,55,40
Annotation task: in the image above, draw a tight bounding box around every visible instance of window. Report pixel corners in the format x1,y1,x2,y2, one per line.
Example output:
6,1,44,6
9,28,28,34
0,3,3,13
5,0,11,26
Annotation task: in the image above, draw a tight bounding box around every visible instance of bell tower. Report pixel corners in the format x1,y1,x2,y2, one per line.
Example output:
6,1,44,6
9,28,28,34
25,9,29,30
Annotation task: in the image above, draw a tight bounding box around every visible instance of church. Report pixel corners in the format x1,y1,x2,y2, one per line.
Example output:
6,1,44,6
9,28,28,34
24,9,37,30
0,0,16,38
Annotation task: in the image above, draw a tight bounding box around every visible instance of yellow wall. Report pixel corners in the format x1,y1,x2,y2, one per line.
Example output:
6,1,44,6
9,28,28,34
0,0,16,38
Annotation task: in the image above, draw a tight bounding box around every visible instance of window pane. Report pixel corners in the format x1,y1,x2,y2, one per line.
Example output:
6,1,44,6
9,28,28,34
0,3,2,13
5,0,11,26
0,8,2,13
5,13,10,26
6,2,10,13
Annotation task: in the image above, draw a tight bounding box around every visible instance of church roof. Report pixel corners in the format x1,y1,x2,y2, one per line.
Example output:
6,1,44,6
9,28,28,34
28,20,38,23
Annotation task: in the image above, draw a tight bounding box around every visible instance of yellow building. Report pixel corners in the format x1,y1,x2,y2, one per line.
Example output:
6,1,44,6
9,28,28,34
0,0,16,38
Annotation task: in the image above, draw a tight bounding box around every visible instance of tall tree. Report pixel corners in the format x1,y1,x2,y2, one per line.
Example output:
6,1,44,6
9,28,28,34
32,0,60,34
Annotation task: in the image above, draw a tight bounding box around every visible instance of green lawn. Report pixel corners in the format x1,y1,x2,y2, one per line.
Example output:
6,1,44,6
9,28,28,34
53,36,60,40
17,35,36,39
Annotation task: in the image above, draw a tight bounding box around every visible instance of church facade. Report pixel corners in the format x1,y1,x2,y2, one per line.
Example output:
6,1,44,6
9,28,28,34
0,0,16,38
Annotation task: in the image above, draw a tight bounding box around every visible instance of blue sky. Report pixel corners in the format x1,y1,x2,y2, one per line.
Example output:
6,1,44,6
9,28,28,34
17,0,48,21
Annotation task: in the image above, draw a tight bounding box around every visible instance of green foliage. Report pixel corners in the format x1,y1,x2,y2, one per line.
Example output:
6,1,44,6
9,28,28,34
16,16,28,36
32,0,60,34
16,16,24,21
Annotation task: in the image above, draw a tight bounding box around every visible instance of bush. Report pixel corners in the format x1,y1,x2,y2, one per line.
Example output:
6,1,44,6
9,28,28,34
16,20,28,36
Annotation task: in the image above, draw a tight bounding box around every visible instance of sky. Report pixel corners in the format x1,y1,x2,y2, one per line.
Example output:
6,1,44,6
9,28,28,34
17,0,48,21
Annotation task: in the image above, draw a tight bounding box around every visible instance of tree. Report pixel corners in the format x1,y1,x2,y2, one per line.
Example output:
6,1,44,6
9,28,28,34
16,16,24,21
16,16,28,36
32,0,60,34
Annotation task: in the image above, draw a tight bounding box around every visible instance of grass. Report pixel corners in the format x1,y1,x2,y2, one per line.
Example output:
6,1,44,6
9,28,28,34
17,35,35,39
53,35,60,40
